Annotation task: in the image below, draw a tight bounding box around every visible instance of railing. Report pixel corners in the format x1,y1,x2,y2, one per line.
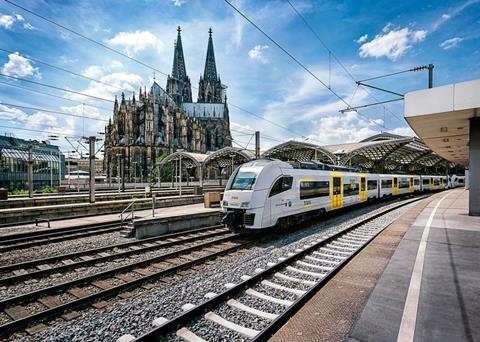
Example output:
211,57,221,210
35,217,51,228
119,200,136,227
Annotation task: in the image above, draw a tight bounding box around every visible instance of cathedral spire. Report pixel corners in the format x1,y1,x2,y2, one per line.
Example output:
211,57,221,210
166,26,192,104
198,28,223,103
203,28,217,82
172,26,187,80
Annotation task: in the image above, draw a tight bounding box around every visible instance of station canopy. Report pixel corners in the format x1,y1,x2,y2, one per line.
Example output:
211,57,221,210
322,133,454,172
261,140,336,164
260,133,455,173
158,151,208,169
204,147,255,168
0,147,59,162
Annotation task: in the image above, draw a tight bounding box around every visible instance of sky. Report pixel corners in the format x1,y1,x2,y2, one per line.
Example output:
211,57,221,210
0,0,479,156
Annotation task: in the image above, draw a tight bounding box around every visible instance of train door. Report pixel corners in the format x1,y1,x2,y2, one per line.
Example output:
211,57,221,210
393,177,399,195
331,172,342,210
430,177,434,190
360,175,367,202
409,177,414,193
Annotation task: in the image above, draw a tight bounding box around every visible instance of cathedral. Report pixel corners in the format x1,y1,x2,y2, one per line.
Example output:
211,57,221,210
104,27,231,180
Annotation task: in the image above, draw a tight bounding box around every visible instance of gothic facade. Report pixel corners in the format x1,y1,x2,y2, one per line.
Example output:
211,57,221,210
104,27,231,180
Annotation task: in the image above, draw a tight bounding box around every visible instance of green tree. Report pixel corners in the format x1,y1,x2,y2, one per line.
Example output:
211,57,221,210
149,154,173,183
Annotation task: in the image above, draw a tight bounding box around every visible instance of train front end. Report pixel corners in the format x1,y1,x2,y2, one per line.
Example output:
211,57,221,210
220,159,278,232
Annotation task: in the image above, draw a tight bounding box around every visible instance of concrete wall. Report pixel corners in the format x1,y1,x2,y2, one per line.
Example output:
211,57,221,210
0,195,204,225
134,211,220,239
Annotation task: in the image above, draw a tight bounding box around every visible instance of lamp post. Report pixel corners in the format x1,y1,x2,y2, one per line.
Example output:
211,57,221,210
116,153,122,193
177,149,184,196
133,161,137,189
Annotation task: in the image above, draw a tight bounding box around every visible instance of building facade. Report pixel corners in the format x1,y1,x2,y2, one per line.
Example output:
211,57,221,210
0,135,65,190
104,27,231,180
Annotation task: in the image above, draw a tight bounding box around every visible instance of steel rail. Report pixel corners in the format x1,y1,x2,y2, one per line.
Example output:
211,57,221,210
134,195,429,341
0,226,229,286
0,225,225,273
0,221,122,243
0,236,248,336
0,224,124,252
0,234,239,309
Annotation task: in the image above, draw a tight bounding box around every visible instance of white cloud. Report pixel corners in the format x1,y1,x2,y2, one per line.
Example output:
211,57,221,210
307,111,382,145
0,13,35,30
171,0,186,6
388,126,417,137
441,14,451,20
0,14,15,28
356,34,368,44
82,65,104,78
0,104,28,122
24,112,57,130
110,60,123,69
440,37,464,50
59,56,79,64
107,30,163,56
65,72,143,103
2,52,41,78
248,45,269,64
23,23,35,30
432,0,480,31
359,25,427,61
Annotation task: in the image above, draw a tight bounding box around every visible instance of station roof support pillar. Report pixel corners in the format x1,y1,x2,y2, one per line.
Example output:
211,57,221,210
470,118,480,216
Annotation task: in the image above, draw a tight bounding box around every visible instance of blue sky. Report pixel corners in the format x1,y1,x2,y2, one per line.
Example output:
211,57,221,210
0,0,479,154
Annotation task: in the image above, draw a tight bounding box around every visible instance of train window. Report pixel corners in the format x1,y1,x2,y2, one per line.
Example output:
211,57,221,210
423,178,430,185
393,178,398,187
434,178,440,185
381,179,392,188
229,171,257,190
343,183,359,196
300,180,329,200
360,177,366,191
399,178,409,188
367,180,377,190
414,179,420,186
269,176,293,197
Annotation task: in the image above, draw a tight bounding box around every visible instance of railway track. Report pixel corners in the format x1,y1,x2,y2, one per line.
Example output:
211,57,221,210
0,222,126,252
0,225,228,284
0,225,248,336
124,195,428,342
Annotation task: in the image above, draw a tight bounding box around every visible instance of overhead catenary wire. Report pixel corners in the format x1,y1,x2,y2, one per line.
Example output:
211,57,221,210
4,0,169,78
5,0,364,147
0,124,81,138
223,0,386,131
0,80,112,112
0,73,114,103
0,102,108,122
0,48,126,92
286,0,406,126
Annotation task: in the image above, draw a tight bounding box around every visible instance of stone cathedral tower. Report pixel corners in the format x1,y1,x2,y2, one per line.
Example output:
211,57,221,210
104,27,231,181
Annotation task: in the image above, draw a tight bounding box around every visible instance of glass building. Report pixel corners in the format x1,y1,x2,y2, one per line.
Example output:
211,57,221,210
0,135,65,190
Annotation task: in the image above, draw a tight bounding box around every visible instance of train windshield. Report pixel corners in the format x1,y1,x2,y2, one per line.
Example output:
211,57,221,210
229,171,257,190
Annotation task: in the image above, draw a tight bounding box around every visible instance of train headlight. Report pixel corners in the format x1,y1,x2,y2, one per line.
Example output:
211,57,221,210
240,201,250,208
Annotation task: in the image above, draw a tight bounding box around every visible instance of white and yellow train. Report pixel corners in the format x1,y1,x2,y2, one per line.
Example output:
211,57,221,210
221,159,447,231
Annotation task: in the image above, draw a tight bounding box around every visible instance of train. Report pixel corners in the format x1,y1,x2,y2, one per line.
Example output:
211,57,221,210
220,159,448,231
449,174,465,188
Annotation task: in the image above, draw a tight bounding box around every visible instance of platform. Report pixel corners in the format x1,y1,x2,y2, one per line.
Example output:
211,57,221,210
271,189,480,342
0,203,221,237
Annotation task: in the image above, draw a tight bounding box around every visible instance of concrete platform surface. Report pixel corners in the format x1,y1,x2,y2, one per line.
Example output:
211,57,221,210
0,203,220,237
348,188,480,342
